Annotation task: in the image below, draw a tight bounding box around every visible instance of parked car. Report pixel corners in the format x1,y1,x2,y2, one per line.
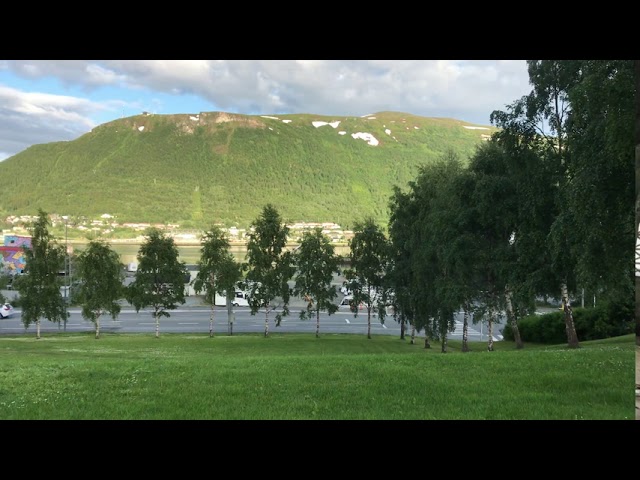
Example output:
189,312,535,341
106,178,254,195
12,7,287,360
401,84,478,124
0,303,14,318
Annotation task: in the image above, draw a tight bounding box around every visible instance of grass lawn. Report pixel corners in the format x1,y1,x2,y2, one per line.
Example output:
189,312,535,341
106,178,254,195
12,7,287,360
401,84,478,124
0,332,634,420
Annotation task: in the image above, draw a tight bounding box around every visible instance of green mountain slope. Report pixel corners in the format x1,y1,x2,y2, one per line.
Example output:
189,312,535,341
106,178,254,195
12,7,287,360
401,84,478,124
0,111,496,229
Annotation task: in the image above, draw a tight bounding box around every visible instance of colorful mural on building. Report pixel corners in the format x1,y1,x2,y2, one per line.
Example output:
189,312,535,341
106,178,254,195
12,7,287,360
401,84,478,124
0,235,31,273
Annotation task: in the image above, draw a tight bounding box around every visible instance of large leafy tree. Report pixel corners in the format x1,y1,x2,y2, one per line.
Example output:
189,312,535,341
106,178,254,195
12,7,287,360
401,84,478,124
490,60,634,349
293,227,341,338
244,204,295,337
193,226,241,337
125,228,188,338
387,186,418,342
563,60,635,305
344,217,390,340
390,165,442,348
388,153,473,351
410,155,470,353
491,61,580,348
75,240,124,339
465,141,527,350
16,209,69,339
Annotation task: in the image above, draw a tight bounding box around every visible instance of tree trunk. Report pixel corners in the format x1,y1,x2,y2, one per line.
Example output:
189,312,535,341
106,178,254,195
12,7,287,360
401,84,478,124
505,286,523,349
367,306,372,339
155,310,160,338
487,308,495,352
424,336,430,349
400,316,405,340
462,303,470,352
209,298,215,338
36,318,41,339
264,307,270,337
440,334,447,353
561,282,580,348
316,308,320,338
96,316,101,340
209,273,216,337
227,294,233,336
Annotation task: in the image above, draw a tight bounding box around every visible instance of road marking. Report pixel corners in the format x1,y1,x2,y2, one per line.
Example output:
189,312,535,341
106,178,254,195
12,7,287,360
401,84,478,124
345,318,350,324
178,322,199,325
382,324,387,329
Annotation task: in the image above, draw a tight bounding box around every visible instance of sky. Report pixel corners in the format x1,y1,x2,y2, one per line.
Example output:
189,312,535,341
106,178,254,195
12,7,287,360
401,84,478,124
0,60,533,162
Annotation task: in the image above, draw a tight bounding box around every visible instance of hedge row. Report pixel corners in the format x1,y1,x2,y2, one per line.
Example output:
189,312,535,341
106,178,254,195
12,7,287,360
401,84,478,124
502,301,634,344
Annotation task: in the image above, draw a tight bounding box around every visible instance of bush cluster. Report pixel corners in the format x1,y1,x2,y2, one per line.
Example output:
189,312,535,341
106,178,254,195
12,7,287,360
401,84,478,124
502,300,634,344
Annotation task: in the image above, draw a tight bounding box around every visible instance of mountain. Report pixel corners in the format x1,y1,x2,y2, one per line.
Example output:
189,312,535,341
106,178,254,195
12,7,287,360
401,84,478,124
0,111,496,229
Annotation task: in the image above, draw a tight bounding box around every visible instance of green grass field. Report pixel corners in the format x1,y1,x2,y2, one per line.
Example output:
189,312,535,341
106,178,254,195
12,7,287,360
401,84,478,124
0,333,634,420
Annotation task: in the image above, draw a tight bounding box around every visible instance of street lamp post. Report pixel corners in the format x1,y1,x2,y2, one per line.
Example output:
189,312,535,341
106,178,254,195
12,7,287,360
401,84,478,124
61,216,69,331
62,216,68,303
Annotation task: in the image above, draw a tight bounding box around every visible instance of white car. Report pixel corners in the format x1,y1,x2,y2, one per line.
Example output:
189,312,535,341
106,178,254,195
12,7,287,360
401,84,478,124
0,303,14,318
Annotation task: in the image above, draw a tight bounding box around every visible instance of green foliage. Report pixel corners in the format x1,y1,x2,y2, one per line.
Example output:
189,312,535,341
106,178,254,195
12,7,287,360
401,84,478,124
244,204,295,333
574,300,635,340
502,300,634,344
502,311,567,344
563,60,635,300
15,209,69,335
386,186,418,334
293,228,341,335
0,112,493,229
344,218,391,339
193,226,234,302
192,225,243,336
75,240,124,338
125,228,188,336
387,154,468,347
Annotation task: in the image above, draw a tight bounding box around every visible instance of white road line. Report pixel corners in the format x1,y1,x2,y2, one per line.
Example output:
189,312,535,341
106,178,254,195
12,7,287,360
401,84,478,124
382,324,387,329
345,318,350,324
178,323,199,325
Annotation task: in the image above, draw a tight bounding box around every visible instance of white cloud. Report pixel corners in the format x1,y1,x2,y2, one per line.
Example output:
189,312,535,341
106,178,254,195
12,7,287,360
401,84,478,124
0,84,104,159
0,60,533,159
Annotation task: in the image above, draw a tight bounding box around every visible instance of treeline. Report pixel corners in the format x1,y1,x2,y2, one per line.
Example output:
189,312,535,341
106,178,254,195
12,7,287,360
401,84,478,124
383,60,635,351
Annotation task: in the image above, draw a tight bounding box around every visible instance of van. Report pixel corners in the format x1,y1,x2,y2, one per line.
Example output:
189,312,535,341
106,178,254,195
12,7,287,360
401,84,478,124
215,289,250,307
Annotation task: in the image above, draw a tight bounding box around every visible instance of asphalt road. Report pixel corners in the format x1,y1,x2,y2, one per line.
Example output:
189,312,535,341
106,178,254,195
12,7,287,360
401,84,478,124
0,305,504,341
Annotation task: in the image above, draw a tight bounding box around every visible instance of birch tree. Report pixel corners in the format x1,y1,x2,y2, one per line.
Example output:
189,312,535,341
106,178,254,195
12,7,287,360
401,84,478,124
491,61,581,348
244,204,295,337
216,255,243,336
387,187,417,342
15,209,69,339
125,228,188,338
75,240,124,339
344,218,390,340
193,226,241,338
293,227,341,337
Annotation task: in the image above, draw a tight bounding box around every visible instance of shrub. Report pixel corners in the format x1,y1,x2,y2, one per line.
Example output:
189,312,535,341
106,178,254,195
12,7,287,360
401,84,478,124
502,299,633,344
